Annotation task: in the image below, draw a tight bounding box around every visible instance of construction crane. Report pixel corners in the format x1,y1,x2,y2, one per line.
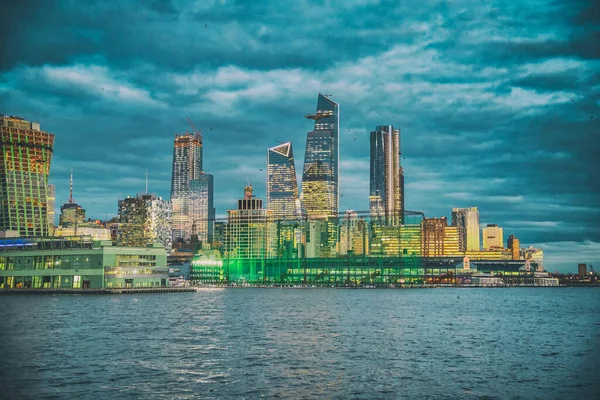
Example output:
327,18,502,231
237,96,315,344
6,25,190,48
186,116,202,139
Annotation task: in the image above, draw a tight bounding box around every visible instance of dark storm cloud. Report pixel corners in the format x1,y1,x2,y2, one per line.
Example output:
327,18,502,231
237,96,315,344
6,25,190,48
1,0,599,271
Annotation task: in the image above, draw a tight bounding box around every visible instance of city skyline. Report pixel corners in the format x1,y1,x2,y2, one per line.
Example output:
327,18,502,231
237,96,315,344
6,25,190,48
1,0,598,272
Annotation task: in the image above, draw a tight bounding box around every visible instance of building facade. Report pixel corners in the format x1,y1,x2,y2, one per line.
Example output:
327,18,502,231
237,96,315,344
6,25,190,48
170,132,203,243
189,173,215,245
451,207,480,251
482,224,503,249
0,116,55,237
47,184,55,235
0,237,168,290
370,125,404,225
118,194,171,249
507,234,520,260
226,186,275,259
267,142,302,221
302,94,339,219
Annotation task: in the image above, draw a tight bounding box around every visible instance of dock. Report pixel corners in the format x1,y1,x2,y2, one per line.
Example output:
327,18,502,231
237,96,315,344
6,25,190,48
0,287,196,295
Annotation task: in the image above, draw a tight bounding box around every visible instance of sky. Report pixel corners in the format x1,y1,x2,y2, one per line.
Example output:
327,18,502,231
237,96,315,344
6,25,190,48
1,0,599,272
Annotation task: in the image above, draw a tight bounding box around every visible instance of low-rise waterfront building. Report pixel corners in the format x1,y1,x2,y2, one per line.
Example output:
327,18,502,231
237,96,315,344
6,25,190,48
0,236,168,290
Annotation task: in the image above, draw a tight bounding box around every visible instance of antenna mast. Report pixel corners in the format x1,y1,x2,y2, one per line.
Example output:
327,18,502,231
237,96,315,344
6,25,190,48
69,169,74,204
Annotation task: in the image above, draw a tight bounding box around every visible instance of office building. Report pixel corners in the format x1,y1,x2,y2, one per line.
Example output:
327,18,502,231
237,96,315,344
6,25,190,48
47,184,55,235
118,193,171,249
302,93,339,219
507,234,520,260
452,207,480,251
339,211,369,256
482,224,503,249
170,132,203,243
267,142,301,221
0,115,54,237
578,263,588,277
226,186,275,259
421,217,447,257
59,171,86,227
370,125,404,225
189,173,215,244
0,236,168,290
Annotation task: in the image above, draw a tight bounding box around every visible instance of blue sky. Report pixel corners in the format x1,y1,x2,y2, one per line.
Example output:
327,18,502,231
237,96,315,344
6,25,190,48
1,0,599,272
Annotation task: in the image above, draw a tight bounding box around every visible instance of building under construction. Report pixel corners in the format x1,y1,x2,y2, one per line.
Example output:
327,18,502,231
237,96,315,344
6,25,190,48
0,116,55,237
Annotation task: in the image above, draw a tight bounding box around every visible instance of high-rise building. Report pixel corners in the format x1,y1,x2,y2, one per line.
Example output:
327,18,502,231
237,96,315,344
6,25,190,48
421,217,447,257
578,263,587,277
302,93,339,219
267,142,302,221
170,132,204,243
451,207,480,251
0,116,54,237
189,173,215,244
339,210,369,256
482,224,503,249
47,184,55,235
370,125,404,225
118,193,171,249
59,171,86,227
226,186,275,259
507,234,520,260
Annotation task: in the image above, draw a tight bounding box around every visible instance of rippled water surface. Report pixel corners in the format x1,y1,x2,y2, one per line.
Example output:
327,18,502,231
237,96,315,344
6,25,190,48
1,288,599,399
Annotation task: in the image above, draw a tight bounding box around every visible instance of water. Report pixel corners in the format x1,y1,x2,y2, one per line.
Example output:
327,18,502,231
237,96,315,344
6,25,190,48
1,288,599,399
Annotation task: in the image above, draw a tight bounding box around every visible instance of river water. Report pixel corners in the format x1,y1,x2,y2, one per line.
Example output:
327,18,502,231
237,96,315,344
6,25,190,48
1,288,599,399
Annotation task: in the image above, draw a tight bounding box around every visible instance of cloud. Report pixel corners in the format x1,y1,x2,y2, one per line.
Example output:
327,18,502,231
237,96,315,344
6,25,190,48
1,0,599,273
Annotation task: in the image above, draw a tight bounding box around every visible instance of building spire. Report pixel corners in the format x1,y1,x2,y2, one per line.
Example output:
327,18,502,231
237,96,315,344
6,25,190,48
69,169,74,204
145,169,148,194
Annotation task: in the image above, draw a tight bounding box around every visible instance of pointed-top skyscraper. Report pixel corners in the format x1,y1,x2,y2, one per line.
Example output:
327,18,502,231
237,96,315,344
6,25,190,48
267,142,301,220
302,93,339,219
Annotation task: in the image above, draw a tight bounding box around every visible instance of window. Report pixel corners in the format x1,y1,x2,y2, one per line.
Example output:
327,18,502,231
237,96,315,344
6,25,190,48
73,276,81,289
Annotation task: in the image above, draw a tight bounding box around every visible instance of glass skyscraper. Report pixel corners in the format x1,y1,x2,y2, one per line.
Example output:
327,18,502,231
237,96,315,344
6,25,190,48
0,115,54,237
170,132,203,243
190,173,215,244
302,93,339,219
369,125,404,225
267,142,301,221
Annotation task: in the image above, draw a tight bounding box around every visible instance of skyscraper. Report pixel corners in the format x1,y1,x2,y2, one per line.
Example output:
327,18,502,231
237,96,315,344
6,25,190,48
267,142,301,220
482,224,503,249
47,184,55,235
118,193,172,249
451,207,480,251
226,186,275,259
302,93,339,219
370,125,404,225
170,132,204,243
189,173,215,244
59,171,86,227
0,116,54,237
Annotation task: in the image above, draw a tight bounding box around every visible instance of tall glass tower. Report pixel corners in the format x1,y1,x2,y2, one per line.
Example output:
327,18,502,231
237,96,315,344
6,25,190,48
170,132,203,243
369,125,404,225
0,116,54,237
267,142,301,221
302,93,339,219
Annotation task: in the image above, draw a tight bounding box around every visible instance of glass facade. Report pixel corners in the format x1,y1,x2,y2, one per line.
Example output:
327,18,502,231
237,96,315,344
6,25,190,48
267,142,301,220
118,194,172,249
189,174,215,244
370,125,403,225
302,94,339,219
0,116,54,237
170,133,203,242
